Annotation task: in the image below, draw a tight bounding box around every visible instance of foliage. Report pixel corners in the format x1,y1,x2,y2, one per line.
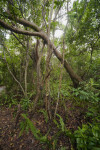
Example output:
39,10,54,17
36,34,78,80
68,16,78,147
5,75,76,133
55,114,65,132
0,93,8,106
20,98,31,110
72,81,99,102
21,114,49,143
39,109,49,123
0,93,18,107
74,123,100,150
54,114,74,146
65,0,100,78
72,81,100,124
0,0,100,149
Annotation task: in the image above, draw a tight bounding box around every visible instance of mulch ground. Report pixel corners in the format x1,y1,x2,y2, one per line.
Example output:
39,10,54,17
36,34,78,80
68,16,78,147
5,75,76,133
0,100,86,150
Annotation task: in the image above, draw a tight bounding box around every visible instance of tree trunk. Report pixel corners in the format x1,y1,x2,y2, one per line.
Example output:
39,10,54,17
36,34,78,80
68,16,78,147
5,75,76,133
51,44,83,87
24,38,29,98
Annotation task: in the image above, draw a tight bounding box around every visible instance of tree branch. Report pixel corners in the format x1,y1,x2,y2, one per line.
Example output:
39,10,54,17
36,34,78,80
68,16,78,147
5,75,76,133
3,46,25,95
11,32,26,49
6,12,41,32
0,19,44,38
0,17,83,86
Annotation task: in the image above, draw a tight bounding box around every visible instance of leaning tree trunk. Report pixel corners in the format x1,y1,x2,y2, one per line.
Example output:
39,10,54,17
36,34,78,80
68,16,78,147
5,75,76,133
53,46,83,87
0,17,83,87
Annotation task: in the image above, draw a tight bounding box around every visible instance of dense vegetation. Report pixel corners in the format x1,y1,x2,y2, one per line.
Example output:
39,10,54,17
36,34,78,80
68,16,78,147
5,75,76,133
0,0,100,149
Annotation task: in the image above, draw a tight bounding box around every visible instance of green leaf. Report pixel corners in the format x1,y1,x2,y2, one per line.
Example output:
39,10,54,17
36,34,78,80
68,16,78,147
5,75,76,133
56,114,65,132
22,114,39,138
39,109,48,123
21,114,49,143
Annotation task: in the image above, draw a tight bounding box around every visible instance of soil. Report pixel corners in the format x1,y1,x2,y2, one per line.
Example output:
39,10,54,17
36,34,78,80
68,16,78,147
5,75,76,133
0,100,87,150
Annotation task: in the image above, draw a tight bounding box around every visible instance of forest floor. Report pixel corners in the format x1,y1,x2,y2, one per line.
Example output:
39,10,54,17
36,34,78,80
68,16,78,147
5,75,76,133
0,99,87,150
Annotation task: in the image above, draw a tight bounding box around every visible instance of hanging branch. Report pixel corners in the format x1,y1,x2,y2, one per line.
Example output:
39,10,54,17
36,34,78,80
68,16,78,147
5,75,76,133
11,32,26,49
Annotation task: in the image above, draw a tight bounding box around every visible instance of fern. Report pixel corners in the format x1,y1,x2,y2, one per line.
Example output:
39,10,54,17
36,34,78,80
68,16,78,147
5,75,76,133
39,109,48,123
21,114,49,143
56,114,65,132
19,121,26,137
54,114,74,147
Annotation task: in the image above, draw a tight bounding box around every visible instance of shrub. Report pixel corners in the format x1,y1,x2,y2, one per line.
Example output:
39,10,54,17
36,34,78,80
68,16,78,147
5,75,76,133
74,123,100,150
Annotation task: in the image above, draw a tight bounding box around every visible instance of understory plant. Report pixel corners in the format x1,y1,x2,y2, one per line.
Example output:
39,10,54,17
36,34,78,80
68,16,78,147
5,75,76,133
19,114,51,148
19,113,74,150
53,114,75,149
74,123,100,150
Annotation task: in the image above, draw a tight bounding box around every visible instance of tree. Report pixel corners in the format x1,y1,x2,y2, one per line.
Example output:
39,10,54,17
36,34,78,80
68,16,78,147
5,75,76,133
65,0,100,80
0,0,82,88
